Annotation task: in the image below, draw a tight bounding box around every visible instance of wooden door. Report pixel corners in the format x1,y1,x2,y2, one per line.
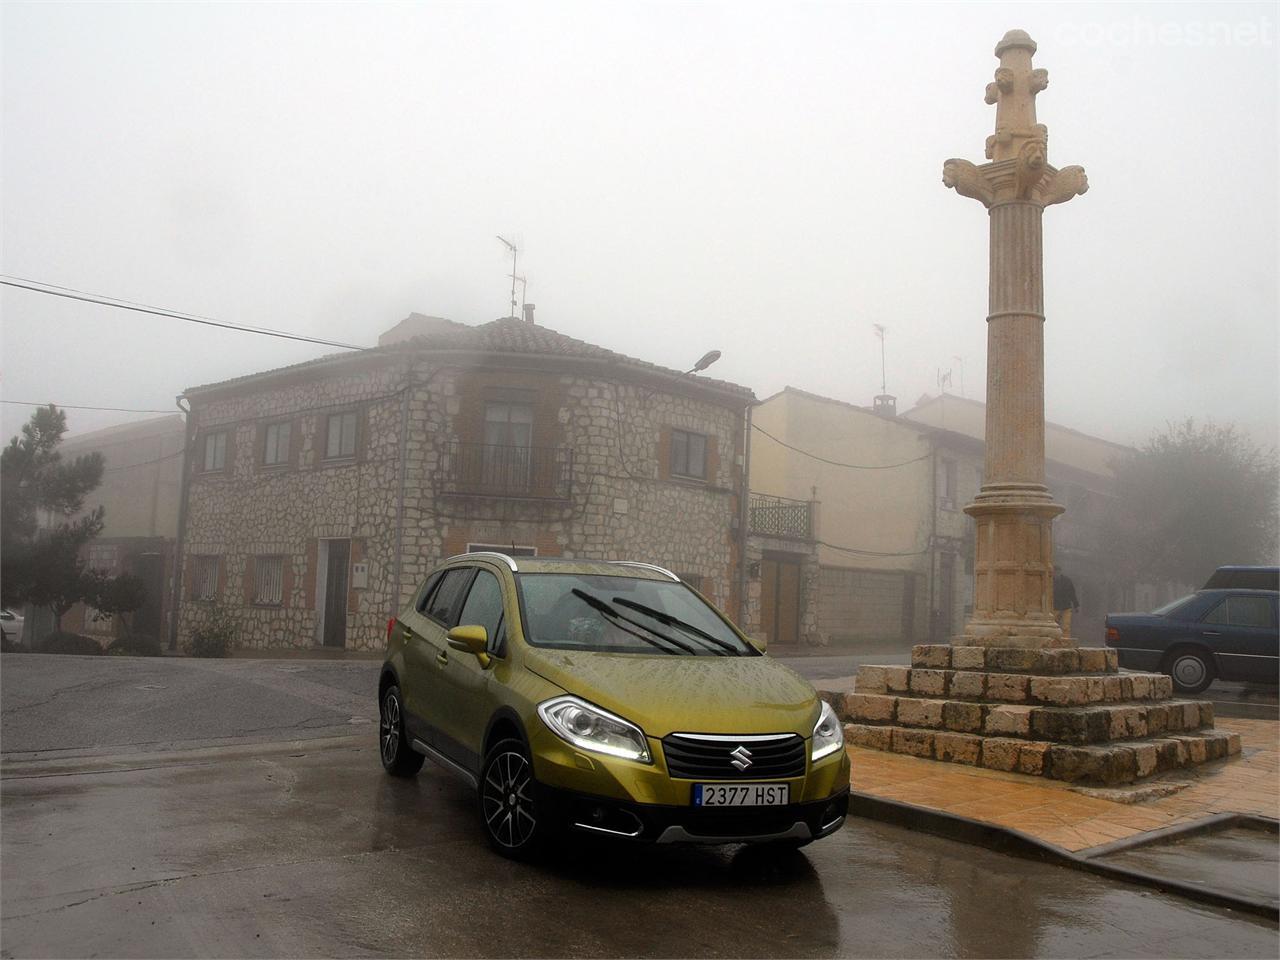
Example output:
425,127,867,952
760,557,802,646
323,539,350,648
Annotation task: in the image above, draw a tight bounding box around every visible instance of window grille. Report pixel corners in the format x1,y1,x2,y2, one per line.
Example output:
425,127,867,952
203,432,227,471
263,422,291,466
326,412,357,459
671,429,708,480
254,556,284,605
192,556,219,601
87,544,118,574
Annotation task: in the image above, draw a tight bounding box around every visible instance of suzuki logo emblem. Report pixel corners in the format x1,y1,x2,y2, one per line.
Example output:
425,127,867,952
729,745,753,770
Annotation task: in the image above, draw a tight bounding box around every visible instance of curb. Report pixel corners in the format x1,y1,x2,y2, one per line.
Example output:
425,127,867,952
849,791,1279,921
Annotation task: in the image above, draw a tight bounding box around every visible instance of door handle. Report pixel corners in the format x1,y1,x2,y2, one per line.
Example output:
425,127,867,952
436,651,449,666
1202,631,1221,637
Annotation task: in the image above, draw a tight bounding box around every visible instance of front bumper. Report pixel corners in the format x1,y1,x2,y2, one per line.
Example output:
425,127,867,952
539,783,850,844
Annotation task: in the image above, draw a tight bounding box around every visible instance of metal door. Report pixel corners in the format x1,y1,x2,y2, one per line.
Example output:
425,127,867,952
133,553,164,641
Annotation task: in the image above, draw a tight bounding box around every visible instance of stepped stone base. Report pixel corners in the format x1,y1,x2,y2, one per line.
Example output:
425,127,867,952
830,644,1241,786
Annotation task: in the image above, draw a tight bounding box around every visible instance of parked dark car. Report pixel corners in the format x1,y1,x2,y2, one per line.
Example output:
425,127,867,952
1105,589,1279,694
1203,565,1279,592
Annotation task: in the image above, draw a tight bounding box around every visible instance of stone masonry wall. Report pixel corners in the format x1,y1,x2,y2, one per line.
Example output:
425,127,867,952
177,355,747,652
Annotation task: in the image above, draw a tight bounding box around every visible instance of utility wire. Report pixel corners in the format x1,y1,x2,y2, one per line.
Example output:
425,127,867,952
751,422,931,470
2,399,176,414
1,277,367,351
818,538,929,558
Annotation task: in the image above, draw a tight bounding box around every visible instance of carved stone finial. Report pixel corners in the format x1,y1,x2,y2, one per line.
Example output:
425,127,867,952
1035,165,1089,206
943,158,994,207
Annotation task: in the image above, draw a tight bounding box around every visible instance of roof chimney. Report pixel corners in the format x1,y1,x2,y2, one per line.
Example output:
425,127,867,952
523,302,536,324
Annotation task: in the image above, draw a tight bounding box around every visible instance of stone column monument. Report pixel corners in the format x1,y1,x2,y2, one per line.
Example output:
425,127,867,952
835,32,1237,785
943,29,1088,649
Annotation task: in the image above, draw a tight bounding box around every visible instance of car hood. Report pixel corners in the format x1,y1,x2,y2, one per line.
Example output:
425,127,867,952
521,649,820,738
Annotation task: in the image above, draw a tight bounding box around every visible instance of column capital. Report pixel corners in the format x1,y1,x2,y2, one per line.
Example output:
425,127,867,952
943,30,1088,208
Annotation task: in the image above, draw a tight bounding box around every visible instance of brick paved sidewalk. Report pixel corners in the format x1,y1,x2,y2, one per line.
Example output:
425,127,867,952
847,717,1278,852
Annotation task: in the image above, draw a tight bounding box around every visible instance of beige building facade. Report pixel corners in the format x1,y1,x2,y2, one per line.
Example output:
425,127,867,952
54,415,187,645
749,388,985,648
174,315,753,653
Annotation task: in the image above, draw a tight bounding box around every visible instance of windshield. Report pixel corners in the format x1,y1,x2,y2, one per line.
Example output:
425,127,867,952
1152,594,1197,617
515,573,759,656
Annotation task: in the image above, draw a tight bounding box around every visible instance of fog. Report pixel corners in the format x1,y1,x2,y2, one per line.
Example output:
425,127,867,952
2,1,1276,451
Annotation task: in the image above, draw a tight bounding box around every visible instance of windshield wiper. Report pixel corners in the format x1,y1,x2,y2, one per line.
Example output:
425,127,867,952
568,589,693,655
610,597,741,656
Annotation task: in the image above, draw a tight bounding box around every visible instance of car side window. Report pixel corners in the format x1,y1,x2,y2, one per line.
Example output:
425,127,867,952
1227,596,1275,629
456,570,506,655
415,572,444,613
425,569,474,627
1202,600,1230,625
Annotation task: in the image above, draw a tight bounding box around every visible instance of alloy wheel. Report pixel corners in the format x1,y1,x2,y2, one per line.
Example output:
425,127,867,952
380,692,401,766
482,750,537,849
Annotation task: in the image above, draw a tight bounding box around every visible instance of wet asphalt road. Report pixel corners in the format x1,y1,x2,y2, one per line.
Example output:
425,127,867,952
2,655,1278,958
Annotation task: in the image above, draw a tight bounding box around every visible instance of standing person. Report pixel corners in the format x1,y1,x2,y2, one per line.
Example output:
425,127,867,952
1053,570,1079,638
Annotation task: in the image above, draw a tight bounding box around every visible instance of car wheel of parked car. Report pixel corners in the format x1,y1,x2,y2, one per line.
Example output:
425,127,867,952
479,738,548,859
1165,647,1215,695
379,685,424,777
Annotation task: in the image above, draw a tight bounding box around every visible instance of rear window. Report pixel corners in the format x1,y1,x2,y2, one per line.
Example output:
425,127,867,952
1204,567,1279,591
515,573,757,657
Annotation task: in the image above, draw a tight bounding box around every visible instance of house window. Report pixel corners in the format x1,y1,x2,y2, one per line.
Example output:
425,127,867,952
191,556,220,601
203,432,227,472
670,429,708,480
940,458,957,510
253,556,285,606
325,412,357,460
483,402,533,489
263,422,291,466
87,544,118,574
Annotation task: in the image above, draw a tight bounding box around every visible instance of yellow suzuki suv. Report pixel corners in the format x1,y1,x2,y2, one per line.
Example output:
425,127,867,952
379,553,849,858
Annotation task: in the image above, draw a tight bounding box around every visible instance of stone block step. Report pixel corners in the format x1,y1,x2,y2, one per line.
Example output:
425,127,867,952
856,664,1173,706
842,722,1241,785
911,644,1119,674
835,691,1213,744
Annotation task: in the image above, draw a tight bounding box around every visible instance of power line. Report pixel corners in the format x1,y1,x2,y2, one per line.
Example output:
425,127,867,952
751,422,932,470
1,277,368,351
818,538,929,558
2,399,176,414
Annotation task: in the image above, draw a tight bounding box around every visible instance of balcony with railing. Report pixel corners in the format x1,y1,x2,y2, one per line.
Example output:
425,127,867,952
748,493,814,541
438,441,574,500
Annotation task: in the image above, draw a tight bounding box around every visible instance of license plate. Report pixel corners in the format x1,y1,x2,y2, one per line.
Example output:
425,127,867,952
694,783,790,806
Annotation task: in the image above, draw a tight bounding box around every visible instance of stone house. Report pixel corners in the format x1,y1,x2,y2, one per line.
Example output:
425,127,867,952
51,415,186,647
748,387,985,648
172,314,755,652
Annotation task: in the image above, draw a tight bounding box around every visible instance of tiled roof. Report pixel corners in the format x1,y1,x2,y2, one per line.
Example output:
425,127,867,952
185,316,754,401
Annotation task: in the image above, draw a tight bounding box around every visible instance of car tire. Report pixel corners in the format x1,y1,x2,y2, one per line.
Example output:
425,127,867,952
479,738,551,860
1165,647,1215,695
379,685,424,777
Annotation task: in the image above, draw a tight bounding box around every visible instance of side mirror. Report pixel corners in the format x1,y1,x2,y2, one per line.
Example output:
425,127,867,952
446,625,491,666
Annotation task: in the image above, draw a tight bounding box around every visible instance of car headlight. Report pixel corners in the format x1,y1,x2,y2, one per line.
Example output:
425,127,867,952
537,695,652,764
811,699,844,761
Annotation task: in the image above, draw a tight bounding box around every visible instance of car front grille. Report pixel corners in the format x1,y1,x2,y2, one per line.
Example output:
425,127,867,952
662,733,806,780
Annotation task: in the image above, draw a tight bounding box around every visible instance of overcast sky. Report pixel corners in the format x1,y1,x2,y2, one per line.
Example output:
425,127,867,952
3,1,1276,454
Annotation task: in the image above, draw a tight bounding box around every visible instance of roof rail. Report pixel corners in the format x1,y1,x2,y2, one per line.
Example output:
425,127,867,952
610,561,680,581
445,551,519,572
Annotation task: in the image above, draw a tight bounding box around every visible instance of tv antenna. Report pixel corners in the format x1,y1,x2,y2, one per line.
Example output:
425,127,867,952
873,324,887,395
497,235,519,317
510,272,528,316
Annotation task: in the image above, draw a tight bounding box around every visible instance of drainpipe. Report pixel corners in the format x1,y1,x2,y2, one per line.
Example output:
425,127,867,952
168,394,194,652
391,358,414,619
737,401,753,627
